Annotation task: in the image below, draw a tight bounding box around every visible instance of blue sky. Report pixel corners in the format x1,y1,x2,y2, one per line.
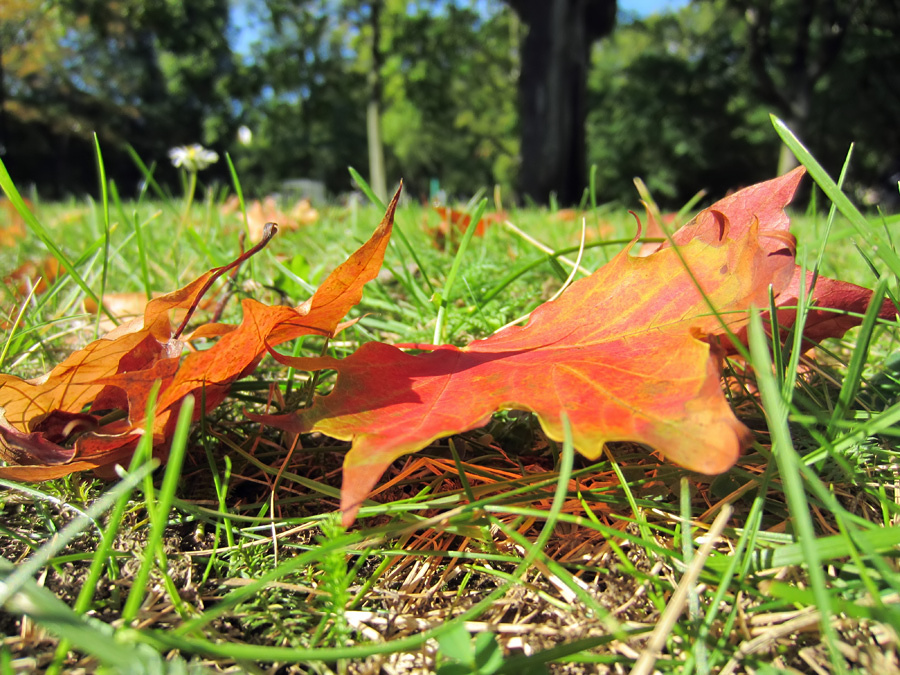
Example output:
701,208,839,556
231,1,692,55
619,0,690,16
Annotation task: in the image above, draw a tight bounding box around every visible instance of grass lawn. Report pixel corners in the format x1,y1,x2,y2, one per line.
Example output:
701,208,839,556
1,138,900,674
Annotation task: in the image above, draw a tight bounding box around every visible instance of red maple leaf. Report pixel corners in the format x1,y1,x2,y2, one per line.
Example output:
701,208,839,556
653,167,896,344
255,170,894,527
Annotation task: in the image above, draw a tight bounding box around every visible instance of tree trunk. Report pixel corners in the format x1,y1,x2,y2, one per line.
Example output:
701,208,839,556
0,35,7,157
366,0,387,203
507,0,615,205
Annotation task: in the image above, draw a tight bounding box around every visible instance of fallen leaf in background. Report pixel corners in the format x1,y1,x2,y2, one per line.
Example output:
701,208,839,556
221,195,319,243
4,256,63,297
83,292,214,335
428,206,506,247
83,293,153,322
0,198,28,247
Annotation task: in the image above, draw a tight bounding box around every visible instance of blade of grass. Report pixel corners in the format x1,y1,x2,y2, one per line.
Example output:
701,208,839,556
675,188,709,222
685,465,777,674
773,116,900,279
502,219,593,275
630,504,732,675
0,466,151,606
225,152,254,280
0,557,181,672
133,574,513,663
767,284,784,383
349,167,435,296
603,448,653,544
478,239,631,307
747,309,845,673
490,216,588,334
827,274,889,434
679,478,702,672
121,394,196,623
126,144,178,216
0,157,115,322
133,209,153,300
433,198,487,343
523,413,574,566
0,284,38,370
225,152,249,224
93,134,113,340
780,146,853,400
47,384,164,674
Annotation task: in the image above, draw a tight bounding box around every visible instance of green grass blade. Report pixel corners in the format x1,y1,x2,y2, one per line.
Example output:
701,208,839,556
0,558,166,671
121,394,196,623
433,198,488,343
225,152,248,221
133,209,153,300
133,582,509,661
350,167,436,298
780,147,852,400
767,284,784,385
0,156,115,322
528,413,574,562
225,152,251,275
772,116,900,279
675,188,708,222
47,386,164,673
0,285,36,370
93,134,113,339
706,520,900,572
747,309,845,673
348,166,386,210
0,467,152,606
827,274,889,434
125,144,178,216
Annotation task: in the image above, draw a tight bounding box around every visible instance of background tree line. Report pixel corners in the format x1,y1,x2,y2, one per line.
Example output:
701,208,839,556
1,0,898,208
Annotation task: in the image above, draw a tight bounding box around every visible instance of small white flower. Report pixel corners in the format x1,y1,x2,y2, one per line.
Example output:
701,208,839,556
237,125,253,146
168,144,219,172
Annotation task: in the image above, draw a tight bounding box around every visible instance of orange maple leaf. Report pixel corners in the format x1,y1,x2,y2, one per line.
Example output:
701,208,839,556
0,188,399,480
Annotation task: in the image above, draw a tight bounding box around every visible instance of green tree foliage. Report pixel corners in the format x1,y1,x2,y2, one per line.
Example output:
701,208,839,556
587,0,900,208
379,1,518,199
1,0,235,195
227,0,370,195
2,0,899,207
587,3,777,205
720,0,900,178
230,0,518,199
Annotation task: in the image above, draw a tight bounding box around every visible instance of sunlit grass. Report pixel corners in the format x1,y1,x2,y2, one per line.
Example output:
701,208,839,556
1,126,899,673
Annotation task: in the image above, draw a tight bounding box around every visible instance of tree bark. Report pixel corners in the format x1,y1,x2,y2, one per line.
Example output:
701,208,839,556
506,0,615,205
366,0,388,203
740,0,858,175
0,35,7,157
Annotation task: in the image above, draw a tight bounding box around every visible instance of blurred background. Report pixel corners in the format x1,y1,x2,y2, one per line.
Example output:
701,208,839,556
1,0,898,208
